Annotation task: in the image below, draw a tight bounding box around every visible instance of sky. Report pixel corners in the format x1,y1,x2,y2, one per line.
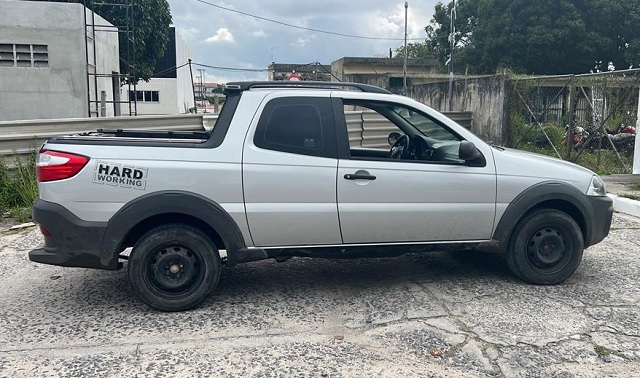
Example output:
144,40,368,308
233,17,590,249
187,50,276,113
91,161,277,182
166,0,441,83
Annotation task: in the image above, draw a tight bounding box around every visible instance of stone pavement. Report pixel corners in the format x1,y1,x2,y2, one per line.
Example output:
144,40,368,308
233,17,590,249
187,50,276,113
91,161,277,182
1,214,640,377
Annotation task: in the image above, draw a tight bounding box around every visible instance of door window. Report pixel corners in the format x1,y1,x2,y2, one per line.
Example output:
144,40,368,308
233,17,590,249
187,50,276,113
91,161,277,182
343,100,466,164
254,97,336,158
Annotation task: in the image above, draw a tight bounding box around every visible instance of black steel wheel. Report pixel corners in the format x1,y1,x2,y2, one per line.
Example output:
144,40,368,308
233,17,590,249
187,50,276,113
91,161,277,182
128,224,221,311
506,209,584,284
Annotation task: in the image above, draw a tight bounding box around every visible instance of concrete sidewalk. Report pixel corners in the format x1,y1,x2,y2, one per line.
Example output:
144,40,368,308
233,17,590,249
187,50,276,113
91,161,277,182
602,174,640,218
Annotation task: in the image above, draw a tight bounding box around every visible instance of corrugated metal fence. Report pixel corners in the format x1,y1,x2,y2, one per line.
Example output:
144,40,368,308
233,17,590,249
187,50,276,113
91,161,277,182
1,111,472,165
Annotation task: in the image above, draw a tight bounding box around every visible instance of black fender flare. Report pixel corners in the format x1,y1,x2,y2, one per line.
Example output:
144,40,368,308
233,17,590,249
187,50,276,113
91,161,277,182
492,181,593,251
99,191,247,268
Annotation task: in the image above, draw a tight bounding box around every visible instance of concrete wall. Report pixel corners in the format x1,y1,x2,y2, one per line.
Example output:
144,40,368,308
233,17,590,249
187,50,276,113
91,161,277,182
331,57,440,92
132,30,193,115
410,75,508,144
133,79,178,115
0,1,119,121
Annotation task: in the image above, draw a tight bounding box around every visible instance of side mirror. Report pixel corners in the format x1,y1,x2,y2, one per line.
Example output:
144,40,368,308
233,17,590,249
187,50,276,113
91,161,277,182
388,132,401,146
459,140,486,167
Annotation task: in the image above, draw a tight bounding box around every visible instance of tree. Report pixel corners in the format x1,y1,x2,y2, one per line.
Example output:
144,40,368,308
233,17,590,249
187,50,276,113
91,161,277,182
423,0,477,71
472,0,590,74
44,0,172,82
424,0,640,75
393,42,435,59
578,0,640,70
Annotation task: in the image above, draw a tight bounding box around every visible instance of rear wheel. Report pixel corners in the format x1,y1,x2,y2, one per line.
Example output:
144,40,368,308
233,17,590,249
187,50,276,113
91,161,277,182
506,209,584,284
128,224,221,311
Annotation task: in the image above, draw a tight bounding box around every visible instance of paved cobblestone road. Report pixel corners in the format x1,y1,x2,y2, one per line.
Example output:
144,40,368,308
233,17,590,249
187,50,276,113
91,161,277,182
1,214,639,377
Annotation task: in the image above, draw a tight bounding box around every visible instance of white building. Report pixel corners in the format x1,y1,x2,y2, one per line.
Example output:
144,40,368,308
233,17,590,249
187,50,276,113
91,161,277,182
0,0,120,121
130,27,194,115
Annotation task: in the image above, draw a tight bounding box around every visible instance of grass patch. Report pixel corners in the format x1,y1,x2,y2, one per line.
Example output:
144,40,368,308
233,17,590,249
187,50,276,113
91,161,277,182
629,183,640,191
487,342,507,352
620,193,640,201
0,153,38,222
594,345,614,357
506,119,634,174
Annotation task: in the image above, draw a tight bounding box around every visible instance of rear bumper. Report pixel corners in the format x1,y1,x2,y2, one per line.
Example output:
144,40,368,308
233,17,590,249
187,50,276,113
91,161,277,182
586,195,613,247
29,199,114,270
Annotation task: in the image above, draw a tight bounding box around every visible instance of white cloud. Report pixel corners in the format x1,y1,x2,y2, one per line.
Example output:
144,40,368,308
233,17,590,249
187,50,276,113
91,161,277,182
177,27,199,40
206,28,235,43
291,34,316,47
250,30,267,38
167,0,440,82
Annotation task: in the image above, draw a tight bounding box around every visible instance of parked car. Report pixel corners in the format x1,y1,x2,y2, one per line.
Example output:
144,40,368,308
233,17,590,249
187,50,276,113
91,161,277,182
30,81,613,311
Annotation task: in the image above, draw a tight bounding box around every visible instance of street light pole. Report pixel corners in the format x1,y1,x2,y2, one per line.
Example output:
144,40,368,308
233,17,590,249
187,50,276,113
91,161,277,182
403,1,408,95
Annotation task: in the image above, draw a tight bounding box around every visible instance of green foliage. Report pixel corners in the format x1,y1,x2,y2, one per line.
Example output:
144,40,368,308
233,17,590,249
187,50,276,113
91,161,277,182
424,0,477,70
0,154,38,220
393,42,436,59
594,345,614,357
43,0,172,83
507,118,634,175
425,0,640,74
620,193,640,201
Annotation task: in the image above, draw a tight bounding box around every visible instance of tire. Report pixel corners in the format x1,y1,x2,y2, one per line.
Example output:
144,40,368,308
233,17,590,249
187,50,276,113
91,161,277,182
506,209,584,285
128,224,221,311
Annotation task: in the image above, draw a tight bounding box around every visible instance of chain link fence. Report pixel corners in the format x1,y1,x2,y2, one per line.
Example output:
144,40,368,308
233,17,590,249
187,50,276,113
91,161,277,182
507,70,640,174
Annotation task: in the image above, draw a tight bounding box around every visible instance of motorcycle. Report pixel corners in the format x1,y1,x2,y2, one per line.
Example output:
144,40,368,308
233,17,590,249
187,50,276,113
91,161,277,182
562,123,636,151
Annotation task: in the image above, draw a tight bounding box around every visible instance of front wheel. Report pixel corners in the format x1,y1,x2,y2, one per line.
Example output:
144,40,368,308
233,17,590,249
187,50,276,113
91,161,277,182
506,209,584,285
128,224,221,311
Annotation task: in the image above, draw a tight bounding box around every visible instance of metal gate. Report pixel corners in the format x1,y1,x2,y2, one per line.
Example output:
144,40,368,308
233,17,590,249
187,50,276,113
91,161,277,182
508,69,640,174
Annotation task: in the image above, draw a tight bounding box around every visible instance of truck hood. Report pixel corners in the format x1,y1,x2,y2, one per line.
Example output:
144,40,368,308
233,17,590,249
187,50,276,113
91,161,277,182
492,147,596,192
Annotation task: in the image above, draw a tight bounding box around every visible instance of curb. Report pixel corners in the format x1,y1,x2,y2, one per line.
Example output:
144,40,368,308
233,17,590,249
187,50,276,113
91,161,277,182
608,194,640,219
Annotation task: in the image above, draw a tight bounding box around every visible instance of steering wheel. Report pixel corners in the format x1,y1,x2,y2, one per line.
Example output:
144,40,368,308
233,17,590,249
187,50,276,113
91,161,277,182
389,134,412,159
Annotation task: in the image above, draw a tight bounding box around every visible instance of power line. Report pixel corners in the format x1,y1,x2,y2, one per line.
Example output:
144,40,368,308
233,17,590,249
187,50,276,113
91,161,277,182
152,62,190,77
192,62,269,72
192,0,424,41
312,62,342,82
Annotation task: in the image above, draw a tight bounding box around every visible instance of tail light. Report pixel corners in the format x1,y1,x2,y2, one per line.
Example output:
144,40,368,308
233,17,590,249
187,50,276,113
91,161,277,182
37,150,89,182
39,224,52,237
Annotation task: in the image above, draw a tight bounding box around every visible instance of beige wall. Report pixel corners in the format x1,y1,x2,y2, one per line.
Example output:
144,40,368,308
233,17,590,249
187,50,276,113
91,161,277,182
0,1,120,121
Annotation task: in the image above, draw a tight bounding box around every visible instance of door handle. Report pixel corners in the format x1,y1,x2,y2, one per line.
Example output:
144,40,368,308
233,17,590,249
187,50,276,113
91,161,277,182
344,173,376,180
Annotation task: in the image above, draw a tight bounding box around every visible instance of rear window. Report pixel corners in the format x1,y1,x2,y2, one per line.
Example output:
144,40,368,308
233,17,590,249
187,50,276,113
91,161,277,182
254,97,336,158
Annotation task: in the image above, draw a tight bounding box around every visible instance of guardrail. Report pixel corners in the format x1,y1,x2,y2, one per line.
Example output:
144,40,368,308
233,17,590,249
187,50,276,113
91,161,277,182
1,111,472,165
0,114,214,166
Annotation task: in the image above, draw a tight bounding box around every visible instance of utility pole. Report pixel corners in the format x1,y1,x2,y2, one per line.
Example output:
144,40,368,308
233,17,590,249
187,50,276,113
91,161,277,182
634,86,640,173
188,59,196,113
447,0,456,111
196,68,206,112
403,1,408,96
197,68,205,98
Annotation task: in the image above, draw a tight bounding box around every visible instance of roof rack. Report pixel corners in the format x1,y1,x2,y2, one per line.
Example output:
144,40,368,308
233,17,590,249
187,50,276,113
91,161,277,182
224,81,391,94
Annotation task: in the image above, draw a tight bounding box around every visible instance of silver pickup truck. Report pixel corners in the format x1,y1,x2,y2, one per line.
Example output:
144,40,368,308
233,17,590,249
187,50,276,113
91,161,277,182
30,81,613,311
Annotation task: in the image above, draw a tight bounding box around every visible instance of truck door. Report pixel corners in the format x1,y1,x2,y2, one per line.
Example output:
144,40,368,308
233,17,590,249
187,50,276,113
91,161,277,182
242,95,342,247
334,97,497,244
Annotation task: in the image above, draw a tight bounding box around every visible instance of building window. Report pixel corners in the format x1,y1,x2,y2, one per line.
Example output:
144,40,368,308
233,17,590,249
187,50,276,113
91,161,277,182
129,90,160,103
0,44,48,67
